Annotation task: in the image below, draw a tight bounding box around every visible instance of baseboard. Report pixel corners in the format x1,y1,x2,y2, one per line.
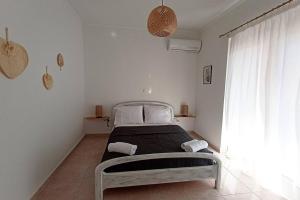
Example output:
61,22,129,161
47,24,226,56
30,132,85,199
191,131,220,153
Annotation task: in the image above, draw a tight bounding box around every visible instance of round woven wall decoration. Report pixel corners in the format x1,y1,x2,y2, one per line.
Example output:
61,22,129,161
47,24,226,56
147,2,177,37
0,36,29,79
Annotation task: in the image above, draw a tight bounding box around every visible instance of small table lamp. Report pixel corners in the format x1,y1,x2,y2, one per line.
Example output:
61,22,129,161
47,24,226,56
181,104,189,117
95,105,103,118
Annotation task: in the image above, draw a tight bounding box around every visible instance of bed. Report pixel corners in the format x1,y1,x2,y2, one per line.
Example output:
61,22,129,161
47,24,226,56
95,101,222,200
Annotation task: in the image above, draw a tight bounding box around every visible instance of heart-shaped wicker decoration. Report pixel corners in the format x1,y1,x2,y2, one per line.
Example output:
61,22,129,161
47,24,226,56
0,37,29,79
57,53,64,71
43,73,53,90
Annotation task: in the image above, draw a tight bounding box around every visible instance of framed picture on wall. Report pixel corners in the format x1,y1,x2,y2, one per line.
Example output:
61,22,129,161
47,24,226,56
203,65,212,84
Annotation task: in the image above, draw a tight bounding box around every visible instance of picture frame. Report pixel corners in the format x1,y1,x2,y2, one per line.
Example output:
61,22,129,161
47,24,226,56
203,65,212,84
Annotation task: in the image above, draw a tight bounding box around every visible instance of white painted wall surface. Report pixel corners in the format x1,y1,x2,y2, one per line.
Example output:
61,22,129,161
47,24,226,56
175,117,195,132
0,0,85,199
195,0,287,150
84,26,200,118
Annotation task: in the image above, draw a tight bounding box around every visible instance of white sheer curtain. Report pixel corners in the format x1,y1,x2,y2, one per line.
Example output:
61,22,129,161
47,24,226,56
222,4,300,200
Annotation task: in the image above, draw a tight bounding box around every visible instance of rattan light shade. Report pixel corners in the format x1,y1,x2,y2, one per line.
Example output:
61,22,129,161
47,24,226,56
147,5,177,37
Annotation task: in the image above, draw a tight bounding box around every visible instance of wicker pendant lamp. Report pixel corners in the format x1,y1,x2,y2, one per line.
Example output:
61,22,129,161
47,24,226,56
147,0,177,37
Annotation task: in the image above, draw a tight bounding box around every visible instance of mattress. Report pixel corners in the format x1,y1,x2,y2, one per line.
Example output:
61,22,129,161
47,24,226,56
101,125,214,172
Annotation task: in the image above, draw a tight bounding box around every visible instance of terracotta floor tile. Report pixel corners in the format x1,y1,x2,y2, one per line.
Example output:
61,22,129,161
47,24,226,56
32,134,279,200
77,178,95,200
104,184,193,200
218,170,251,196
223,194,260,200
49,162,88,183
254,189,287,200
182,180,221,199
234,176,262,192
32,179,81,200
198,196,226,200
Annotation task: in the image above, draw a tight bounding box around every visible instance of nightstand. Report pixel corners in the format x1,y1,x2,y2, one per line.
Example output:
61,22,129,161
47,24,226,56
175,115,196,132
83,116,111,134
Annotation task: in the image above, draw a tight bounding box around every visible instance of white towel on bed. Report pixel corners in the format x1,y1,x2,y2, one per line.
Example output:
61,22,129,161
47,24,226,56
181,139,208,152
108,142,137,155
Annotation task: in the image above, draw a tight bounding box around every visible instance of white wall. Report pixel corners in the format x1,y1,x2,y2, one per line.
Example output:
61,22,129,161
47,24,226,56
84,25,200,117
0,0,85,199
195,0,286,150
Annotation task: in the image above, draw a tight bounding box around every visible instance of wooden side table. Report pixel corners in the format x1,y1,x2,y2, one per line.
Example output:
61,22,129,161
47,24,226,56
85,116,110,127
84,116,111,134
174,115,196,132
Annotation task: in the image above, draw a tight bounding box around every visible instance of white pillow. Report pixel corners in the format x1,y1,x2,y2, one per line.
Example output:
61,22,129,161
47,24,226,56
144,105,172,124
114,106,144,126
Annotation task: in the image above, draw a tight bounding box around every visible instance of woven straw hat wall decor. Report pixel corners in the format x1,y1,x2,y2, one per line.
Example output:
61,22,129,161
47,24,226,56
147,0,177,37
0,28,29,79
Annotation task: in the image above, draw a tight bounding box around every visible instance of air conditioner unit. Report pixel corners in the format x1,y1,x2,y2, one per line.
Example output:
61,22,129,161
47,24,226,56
167,38,202,53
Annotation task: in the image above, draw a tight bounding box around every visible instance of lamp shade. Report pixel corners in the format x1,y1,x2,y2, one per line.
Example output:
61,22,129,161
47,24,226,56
181,105,189,117
95,105,103,118
147,5,177,37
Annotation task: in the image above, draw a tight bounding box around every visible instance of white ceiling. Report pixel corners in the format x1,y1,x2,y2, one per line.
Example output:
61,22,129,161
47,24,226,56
68,0,241,32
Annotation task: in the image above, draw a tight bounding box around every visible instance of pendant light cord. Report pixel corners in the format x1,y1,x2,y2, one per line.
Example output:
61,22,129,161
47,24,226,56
160,0,165,16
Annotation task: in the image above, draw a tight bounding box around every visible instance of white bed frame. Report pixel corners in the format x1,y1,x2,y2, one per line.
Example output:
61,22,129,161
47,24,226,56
95,101,222,200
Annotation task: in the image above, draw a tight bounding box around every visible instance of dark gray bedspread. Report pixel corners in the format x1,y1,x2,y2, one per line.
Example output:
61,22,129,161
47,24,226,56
101,125,214,172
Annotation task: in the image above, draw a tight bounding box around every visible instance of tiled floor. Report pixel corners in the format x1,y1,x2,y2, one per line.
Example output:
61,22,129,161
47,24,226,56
32,134,287,200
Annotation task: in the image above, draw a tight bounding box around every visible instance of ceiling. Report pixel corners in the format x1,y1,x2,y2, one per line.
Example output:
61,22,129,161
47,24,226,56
68,0,241,32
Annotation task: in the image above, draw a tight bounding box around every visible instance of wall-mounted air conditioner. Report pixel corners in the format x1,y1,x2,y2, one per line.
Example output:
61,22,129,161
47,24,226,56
167,38,202,53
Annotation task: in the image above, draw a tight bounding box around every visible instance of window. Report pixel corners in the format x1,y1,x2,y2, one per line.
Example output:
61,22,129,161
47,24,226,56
222,4,300,200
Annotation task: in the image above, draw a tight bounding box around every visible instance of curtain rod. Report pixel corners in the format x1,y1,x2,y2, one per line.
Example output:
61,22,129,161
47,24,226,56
219,0,296,38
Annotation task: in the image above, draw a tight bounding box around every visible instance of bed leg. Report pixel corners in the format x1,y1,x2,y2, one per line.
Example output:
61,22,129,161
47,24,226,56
95,170,103,200
215,162,222,190
215,178,221,190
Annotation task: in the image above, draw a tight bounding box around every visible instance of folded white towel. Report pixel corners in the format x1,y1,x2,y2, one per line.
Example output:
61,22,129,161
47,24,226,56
181,140,208,152
108,142,137,155
181,139,198,149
